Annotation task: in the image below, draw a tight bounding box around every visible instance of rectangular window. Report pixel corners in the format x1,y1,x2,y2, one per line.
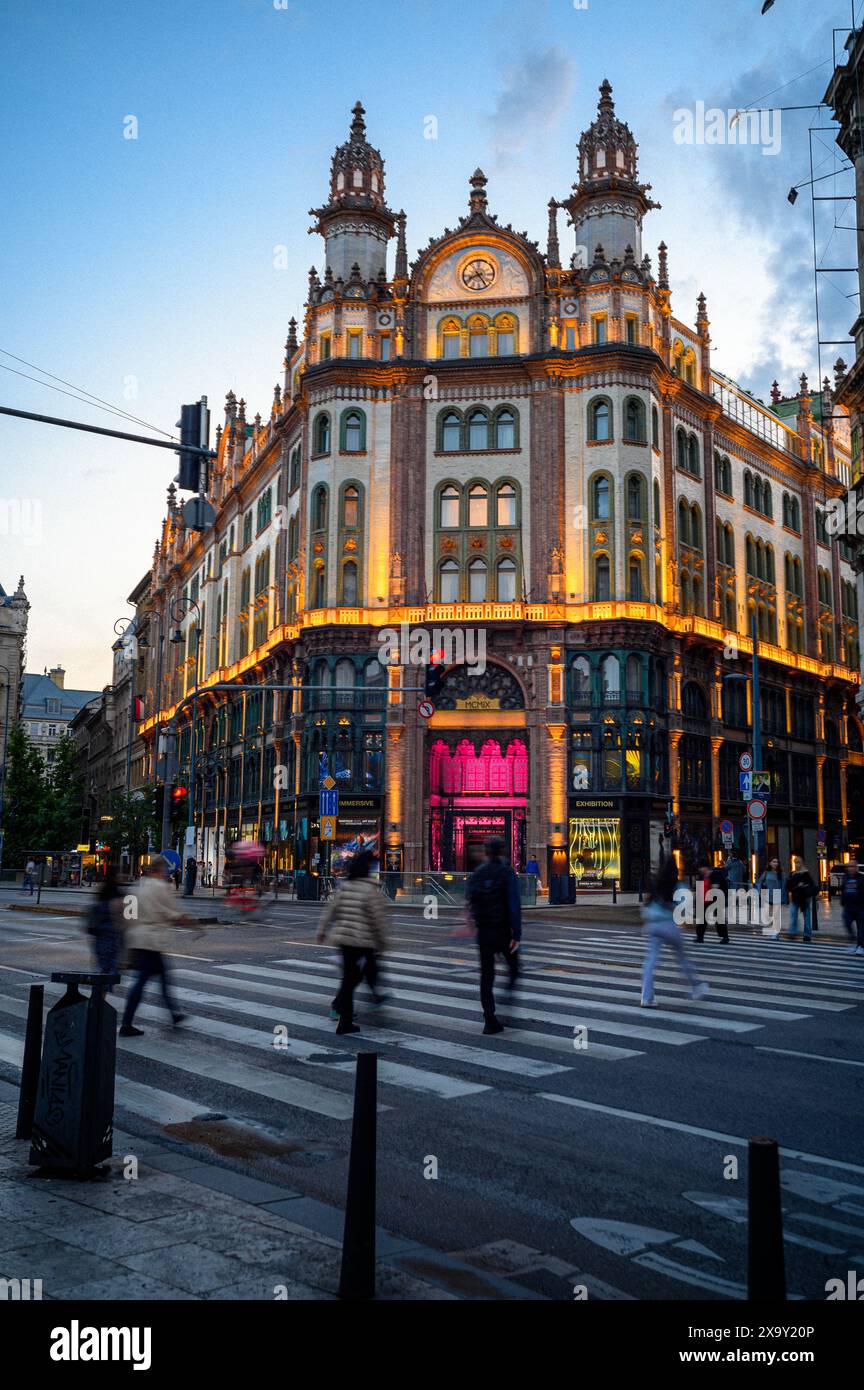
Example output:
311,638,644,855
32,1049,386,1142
242,512,252,549
347,331,362,358
497,331,515,355
469,331,488,358
319,334,331,361
442,333,461,359
565,324,577,350
593,316,607,345
625,317,638,345
379,335,391,361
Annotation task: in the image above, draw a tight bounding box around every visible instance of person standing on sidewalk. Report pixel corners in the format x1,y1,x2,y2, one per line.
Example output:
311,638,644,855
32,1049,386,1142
641,858,708,1008
119,857,191,1036
465,835,521,1035
786,855,816,942
840,858,864,956
694,858,730,944
22,858,36,894
317,850,389,1034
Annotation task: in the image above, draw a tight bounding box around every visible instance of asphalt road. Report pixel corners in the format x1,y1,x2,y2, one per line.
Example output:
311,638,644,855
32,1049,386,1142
1,897,862,1301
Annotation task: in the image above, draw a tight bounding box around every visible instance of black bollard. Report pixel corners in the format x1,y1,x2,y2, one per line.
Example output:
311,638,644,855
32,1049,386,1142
15,984,44,1139
338,1051,378,1301
747,1136,786,1301
612,878,617,905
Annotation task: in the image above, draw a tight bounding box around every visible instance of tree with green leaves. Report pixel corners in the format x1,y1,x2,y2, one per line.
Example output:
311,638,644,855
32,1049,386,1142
101,788,157,875
2,724,47,870
42,733,85,851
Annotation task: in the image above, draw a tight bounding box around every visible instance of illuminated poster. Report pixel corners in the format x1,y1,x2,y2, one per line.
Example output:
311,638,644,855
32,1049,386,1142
569,817,621,883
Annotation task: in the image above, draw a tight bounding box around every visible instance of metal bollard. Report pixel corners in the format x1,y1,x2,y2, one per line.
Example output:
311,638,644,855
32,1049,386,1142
15,984,44,1139
747,1136,786,1301
338,1051,378,1300
612,878,617,905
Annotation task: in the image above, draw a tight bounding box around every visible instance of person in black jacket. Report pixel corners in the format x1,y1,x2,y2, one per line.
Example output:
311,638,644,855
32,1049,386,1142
786,856,816,941
465,836,521,1034
840,858,864,955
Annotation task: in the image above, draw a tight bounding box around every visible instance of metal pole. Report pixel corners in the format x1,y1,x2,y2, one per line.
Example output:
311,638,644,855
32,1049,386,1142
15,984,44,1139
751,610,763,882
747,1136,786,1301
339,1051,378,1300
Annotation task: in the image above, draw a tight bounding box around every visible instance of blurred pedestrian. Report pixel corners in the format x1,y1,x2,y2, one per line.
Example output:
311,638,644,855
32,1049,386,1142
640,859,708,1008
786,855,816,941
695,858,729,944
119,857,191,1036
317,850,388,1034
756,857,785,939
22,858,35,894
465,835,521,1035
840,857,864,956
87,863,125,978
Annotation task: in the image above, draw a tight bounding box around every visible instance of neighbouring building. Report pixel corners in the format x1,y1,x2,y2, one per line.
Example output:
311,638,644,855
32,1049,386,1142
132,85,861,887
22,666,99,766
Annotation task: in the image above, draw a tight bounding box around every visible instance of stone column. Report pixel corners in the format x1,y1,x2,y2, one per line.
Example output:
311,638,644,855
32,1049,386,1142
711,735,723,821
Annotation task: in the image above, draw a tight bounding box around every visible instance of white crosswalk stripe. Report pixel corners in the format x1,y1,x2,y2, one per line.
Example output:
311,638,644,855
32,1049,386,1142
0,925,860,1131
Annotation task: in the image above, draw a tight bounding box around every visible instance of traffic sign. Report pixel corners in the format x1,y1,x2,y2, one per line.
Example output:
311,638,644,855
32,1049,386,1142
319,788,338,818
817,829,826,844
747,798,767,822
719,818,733,835
722,832,734,849
418,699,435,720
320,815,337,841
320,775,336,790
739,771,752,800
739,752,753,773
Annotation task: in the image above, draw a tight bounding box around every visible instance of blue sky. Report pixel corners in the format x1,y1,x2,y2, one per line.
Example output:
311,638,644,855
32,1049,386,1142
1,0,856,687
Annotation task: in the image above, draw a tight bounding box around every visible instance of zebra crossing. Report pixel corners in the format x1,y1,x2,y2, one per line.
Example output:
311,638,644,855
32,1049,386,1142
0,928,861,1132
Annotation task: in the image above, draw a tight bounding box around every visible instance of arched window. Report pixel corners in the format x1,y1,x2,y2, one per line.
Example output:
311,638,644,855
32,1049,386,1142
683,681,707,719
693,573,703,615
626,654,642,698
468,484,488,528
494,408,516,449
763,482,773,519
341,561,358,605
441,317,462,359
312,565,326,608
690,504,702,552
312,485,328,531
601,654,620,697
652,405,660,450
467,409,489,450
592,474,611,520
468,316,489,357
439,559,459,603
628,556,644,599
313,412,331,456
341,409,365,452
496,483,517,527
496,557,517,601
468,557,488,601
627,473,645,520
766,544,775,585
676,428,688,472
624,397,646,443
572,656,591,699
744,471,754,509
588,398,612,442
593,554,611,601
687,435,700,476
439,485,460,528
364,658,386,708
653,479,661,527
495,314,517,356
678,498,690,547
334,658,355,708
342,485,359,528
441,411,462,452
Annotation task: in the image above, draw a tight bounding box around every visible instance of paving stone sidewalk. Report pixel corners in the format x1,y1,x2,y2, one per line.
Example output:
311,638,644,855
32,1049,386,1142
0,1092,540,1301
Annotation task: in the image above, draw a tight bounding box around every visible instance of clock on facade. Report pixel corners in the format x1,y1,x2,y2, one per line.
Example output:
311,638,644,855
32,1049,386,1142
461,257,496,291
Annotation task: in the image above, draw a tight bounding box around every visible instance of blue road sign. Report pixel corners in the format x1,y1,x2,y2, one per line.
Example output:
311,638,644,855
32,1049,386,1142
319,788,338,818
739,771,752,800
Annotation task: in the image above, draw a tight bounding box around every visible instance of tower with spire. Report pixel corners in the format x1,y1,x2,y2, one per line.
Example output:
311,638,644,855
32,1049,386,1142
308,101,397,283
559,79,660,267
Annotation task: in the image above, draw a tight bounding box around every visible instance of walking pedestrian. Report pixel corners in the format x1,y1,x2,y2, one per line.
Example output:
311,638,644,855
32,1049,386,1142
316,850,388,1034
22,858,36,894
756,857,785,939
640,858,708,1008
119,857,190,1036
694,858,729,943
182,855,197,897
87,864,125,978
786,855,816,941
840,857,864,956
465,835,521,1035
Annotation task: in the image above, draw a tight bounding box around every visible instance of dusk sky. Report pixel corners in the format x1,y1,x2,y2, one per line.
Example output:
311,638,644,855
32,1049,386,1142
2,0,854,688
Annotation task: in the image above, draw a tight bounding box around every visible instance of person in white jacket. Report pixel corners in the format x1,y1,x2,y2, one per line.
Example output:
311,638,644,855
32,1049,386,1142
119,857,191,1036
317,851,388,1034
641,858,709,1008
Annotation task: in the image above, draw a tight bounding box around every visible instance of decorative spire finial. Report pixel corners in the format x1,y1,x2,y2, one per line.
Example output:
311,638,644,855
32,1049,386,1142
547,200,560,268
657,241,669,290
469,168,488,213
770,380,781,405
287,317,298,353
395,210,407,279
350,100,366,139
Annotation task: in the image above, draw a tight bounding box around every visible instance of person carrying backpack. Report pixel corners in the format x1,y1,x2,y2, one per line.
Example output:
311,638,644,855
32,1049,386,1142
317,851,389,1033
465,836,521,1035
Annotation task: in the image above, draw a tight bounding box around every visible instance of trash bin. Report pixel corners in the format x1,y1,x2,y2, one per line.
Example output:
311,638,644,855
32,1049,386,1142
29,973,119,1175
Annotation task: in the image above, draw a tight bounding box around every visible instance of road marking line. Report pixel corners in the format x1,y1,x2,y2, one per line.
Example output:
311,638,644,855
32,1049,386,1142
757,1046,864,1069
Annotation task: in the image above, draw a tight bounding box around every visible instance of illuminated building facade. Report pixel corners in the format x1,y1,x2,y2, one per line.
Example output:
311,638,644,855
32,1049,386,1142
137,85,861,886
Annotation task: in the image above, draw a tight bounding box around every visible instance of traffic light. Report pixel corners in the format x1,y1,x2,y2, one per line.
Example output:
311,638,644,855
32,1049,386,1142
172,785,188,804
174,399,210,492
152,784,165,826
425,662,446,702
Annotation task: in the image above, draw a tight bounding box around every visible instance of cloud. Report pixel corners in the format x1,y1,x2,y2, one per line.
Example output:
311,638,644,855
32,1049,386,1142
487,44,576,166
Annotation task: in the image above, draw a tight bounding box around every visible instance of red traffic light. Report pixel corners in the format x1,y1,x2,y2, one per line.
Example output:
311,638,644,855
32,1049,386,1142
171,786,188,801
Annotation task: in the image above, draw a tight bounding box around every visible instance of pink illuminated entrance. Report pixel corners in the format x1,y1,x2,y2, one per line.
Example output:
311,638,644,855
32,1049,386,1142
429,737,528,870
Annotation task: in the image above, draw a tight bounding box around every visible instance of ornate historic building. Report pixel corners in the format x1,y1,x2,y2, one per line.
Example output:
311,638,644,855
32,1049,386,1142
136,85,861,887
